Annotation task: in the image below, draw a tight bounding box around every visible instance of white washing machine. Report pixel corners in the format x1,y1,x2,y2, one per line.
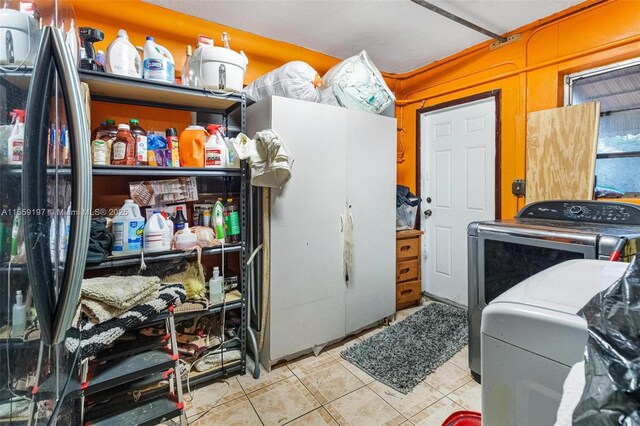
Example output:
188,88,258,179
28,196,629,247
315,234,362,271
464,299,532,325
481,259,629,426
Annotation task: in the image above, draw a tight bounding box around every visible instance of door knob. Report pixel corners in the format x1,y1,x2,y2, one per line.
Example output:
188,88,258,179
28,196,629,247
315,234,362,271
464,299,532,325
424,209,432,218
426,197,432,203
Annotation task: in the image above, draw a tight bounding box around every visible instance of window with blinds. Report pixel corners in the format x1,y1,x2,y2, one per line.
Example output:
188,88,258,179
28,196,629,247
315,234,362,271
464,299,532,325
566,59,640,198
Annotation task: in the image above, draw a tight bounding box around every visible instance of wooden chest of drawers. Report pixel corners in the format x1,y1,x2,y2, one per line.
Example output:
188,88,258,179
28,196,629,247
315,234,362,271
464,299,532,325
396,230,423,310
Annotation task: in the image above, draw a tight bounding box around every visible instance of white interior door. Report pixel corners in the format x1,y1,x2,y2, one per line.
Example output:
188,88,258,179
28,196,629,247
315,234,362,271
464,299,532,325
420,98,496,306
345,110,396,334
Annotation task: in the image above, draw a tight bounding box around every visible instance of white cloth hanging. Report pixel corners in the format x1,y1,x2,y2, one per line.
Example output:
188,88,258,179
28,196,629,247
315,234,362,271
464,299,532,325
232,129,294,188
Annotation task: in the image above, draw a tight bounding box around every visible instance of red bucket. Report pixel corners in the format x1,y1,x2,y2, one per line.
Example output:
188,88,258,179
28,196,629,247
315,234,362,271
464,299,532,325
441,411,481,426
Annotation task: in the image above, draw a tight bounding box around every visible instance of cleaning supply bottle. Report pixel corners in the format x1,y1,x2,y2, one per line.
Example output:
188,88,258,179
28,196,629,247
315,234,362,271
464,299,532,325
178,125,208,167
143,211,166,253
129,119,148,166
7,110,25,165
12,290,26,338
204,124,227,168
111,124,136,166
212,199,226,240
106,29,142,78
10,210,21,258
143,36,175,84
209,266,224,305
161,212,173,250
112,199,145,256
166,128,180,168
225,135,240,169
224,198,240,243
95,49,105,68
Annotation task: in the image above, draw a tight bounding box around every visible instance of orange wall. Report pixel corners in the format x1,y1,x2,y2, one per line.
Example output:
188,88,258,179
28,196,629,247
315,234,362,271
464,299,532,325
394,0,640,218
70,0,348,131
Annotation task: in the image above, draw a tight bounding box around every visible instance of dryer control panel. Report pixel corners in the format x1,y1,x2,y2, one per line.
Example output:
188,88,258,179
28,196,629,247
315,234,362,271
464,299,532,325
517,201,640,225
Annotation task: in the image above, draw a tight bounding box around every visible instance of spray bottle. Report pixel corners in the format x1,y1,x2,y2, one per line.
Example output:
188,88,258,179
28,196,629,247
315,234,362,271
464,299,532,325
204,124,227,168
7,110,25,165
212,198,226,240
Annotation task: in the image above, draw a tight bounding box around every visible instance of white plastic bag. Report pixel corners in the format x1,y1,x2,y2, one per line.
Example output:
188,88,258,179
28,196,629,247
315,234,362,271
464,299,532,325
243,61,323,103
322,50,395,114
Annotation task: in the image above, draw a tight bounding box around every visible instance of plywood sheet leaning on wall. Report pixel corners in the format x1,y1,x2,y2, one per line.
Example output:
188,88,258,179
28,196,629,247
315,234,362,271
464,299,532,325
526,102,600,204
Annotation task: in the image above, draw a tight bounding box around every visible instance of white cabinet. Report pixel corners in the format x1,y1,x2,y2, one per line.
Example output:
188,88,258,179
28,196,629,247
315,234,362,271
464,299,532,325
248,96,396,368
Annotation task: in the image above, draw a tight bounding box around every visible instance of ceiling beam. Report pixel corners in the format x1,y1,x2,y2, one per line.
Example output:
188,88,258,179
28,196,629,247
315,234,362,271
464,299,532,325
410,0,508,43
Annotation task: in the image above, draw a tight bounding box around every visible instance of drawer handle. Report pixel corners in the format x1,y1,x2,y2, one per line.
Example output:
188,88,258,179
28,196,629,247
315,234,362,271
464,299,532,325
399,268,411,275
400,245,412,252
400,289,414,296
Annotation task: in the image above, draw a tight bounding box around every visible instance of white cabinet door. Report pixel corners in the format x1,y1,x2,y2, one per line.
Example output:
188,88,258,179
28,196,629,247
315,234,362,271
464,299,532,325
264,97,348,359
345,109,397,334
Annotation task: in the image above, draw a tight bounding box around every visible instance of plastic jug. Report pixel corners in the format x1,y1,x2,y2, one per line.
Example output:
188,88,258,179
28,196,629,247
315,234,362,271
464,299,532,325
143,211,166,253
11,290,26,338
106,29,142,78
112,199,145,256
178,125,208,167
204,124,227,168
143,36,175,84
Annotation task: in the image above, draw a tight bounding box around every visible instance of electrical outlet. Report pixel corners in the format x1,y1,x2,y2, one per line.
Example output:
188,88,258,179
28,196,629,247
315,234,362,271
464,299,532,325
512,179,526,196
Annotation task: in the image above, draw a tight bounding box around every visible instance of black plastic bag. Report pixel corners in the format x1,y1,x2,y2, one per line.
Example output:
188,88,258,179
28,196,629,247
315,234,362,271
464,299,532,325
573,256,640,425
86,217,114,265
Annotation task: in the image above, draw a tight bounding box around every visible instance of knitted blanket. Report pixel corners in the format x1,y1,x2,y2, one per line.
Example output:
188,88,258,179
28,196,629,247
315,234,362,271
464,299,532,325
66,284,186,359
80,276,162,324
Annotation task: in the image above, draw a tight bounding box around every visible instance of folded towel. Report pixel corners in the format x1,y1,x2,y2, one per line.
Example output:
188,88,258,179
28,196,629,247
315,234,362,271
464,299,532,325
81,275,161,309
66,283,186,359
82,288,159,324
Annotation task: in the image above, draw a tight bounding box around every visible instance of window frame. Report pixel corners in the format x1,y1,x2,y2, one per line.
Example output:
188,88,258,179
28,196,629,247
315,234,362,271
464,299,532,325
564,58,640,196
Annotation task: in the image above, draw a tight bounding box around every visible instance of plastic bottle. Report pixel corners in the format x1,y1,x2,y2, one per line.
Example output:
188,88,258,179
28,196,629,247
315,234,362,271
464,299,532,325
162,212,173,250
173,206,187,233
10,212,21,258
225,136,240,169
129,119,148,166
111,199,145,256
209,266,224,305
7,110,25,165
95,50,105,68
65,18,79,67
143,36,175,84
111,124,136,166
224,198,240,243
143,211,167,253
178,125,208,167
166,128,180,168
212,199,226,240
181,45,192,86
204,124,227,168
11,290,26,338
90,121,108,165
106,29,142,78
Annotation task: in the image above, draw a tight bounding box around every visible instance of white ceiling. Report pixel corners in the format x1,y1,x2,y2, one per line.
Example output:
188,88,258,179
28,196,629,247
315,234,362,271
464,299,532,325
146,0,583,74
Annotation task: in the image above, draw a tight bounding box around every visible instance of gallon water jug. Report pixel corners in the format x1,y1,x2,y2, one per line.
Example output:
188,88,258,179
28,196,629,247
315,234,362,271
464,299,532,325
143,211,166,253
112,199,145,256
143,36,175,84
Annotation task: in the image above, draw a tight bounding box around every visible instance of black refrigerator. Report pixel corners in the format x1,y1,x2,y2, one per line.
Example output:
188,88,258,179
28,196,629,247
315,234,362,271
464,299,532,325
1,0,91,423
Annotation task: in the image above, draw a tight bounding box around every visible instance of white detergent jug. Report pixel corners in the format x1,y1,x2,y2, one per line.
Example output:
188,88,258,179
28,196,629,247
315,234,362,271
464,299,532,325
106,29,142,78
144,211,166,253
143,36,174,84
112,199,145,256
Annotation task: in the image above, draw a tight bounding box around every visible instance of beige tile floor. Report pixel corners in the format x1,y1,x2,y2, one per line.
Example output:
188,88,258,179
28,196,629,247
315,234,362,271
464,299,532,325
184,304,479,425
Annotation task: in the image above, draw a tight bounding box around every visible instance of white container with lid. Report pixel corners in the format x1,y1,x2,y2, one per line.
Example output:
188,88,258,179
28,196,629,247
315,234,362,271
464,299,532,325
191,43,248,92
